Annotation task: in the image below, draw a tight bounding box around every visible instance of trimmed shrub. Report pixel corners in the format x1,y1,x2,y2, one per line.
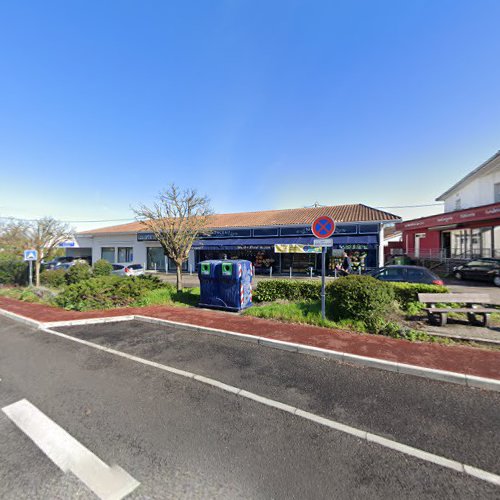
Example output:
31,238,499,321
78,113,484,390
0,254,28,285
40,269,67,288
92,259,113,277
56,276,140,310
389,282,448,310
253,280,321,302
135,273,168,290
55,274,171,311
65,262,92,284
327,275,395,332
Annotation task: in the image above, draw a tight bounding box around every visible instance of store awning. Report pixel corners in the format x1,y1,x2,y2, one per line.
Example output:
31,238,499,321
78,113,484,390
192,235,378,251
333,235,378,244
192,237,315,250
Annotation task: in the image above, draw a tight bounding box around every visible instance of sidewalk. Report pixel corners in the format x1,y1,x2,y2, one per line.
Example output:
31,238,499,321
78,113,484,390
1,296,499,381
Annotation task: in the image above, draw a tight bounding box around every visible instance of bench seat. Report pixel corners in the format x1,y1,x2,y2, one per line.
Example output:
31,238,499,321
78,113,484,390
418,292,496,327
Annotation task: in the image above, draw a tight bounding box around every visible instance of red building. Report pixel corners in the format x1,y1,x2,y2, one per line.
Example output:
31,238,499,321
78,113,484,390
397,202,500,259
397,151,500,260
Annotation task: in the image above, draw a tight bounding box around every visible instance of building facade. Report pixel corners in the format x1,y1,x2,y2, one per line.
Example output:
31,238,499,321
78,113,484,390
397,151,500,259
70,204,400,275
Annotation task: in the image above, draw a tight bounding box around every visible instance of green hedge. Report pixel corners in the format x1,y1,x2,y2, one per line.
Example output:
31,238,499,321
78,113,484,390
253,278,449,310
253,279,321,302
54,274,168,311
328,275,395,332
65,262,92,284
0,254,28,285
389,282,448,310
92,259,113,277
40,269,67,288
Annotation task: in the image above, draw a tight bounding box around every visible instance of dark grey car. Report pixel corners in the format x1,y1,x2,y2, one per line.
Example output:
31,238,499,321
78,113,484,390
368,265,444,285
453,258,500,287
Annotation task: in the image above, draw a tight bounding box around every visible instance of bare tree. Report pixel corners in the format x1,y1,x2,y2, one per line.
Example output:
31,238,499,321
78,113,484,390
26,217,74,287
0,217,73,286
0,219,31,255
134,184,213,291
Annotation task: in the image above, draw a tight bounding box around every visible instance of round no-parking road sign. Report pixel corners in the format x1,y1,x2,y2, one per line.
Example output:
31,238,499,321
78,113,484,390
311,216,335,239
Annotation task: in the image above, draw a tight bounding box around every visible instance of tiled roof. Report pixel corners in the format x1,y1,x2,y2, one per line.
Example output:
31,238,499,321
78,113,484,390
79,204,400,235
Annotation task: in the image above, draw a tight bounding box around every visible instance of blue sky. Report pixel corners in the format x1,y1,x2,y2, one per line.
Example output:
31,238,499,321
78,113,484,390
1,0,499,231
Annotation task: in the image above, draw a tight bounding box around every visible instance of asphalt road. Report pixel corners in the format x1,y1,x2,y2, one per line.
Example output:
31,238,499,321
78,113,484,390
1,316,499,499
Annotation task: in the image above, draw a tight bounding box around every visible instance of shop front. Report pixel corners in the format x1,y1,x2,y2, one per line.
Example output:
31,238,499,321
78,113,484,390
397,202,500,259
192,231,380,275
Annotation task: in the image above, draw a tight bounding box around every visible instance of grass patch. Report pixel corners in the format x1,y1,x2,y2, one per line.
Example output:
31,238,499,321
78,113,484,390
244,299,456,344
132,286,201,308
243,300,367,331
171,287,200,307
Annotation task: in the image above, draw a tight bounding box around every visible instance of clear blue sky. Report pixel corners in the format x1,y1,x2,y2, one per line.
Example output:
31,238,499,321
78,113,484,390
1,0,499,231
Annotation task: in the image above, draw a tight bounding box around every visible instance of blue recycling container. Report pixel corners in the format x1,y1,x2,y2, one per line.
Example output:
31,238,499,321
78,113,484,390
198,260,253,311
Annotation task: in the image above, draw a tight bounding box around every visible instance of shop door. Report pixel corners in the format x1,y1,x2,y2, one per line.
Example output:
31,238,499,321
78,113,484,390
441,232,451,258
414,234,425,258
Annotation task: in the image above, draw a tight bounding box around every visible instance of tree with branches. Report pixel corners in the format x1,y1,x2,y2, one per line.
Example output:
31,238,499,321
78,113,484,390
0,217,73,286
134,184,213,291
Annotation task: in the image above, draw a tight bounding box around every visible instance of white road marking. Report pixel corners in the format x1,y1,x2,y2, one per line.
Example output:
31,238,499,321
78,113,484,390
38,325,500,487
2,399,140,500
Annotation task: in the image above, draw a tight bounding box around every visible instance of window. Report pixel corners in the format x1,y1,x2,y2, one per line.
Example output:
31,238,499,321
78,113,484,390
147,247,166,271
406,268,428,281
374,267,404,282
101,247,115,263
117,247,133,263
495,183,500,203
455,198,461,210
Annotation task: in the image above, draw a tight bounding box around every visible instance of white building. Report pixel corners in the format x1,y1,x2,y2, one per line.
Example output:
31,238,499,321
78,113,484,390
436,150,500,212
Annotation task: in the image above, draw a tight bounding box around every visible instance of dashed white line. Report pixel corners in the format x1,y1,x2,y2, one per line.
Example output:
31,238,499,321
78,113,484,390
36,325,500,488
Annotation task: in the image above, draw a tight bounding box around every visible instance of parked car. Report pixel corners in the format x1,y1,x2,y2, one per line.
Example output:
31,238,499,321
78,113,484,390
42,256,91,270
453,258,500,287
368,265,444,285
111,264,145,277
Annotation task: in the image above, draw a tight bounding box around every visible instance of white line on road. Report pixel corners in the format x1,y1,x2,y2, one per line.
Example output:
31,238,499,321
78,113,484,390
2,399,140,500
38,326,500,488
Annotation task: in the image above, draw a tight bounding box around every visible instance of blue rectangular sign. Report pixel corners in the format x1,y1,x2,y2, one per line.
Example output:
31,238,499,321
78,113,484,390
23,249,38,261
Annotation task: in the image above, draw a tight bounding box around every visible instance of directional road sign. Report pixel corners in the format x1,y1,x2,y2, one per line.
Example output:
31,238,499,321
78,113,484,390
311,216,335,239
23,250,38,261
58,241,75,248
313,238,333,247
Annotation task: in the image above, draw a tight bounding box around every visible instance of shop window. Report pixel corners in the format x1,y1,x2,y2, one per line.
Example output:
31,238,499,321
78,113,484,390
147,247,166,271
495,227,500,258
168,257,188,272
101,247,115,263
481,228,492,258
117,247,133,263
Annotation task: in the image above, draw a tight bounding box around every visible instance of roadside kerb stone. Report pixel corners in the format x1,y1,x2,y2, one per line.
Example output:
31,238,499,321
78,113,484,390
43,315,135,328
2,307,500,393
0,308,41,328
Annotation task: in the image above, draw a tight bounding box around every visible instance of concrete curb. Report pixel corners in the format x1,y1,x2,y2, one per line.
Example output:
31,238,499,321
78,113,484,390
133,315,500,393
0,308,42,328
32,324,500,488
425,330,500,346
1,307,500,393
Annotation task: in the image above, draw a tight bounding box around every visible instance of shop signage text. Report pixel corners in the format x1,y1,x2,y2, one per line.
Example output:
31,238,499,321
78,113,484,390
397,202,500,231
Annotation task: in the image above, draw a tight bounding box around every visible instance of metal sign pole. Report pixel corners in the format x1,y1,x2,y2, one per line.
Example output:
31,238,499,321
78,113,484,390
321,246,326,320
29,260,33,287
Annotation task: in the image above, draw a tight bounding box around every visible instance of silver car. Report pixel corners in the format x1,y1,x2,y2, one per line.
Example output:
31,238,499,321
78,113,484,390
111,264,145,277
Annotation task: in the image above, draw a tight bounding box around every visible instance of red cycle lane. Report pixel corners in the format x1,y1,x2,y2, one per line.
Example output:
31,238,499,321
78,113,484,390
1,296,499,380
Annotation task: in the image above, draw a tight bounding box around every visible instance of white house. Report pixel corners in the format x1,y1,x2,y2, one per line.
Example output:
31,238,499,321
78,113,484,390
436,150,500,212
